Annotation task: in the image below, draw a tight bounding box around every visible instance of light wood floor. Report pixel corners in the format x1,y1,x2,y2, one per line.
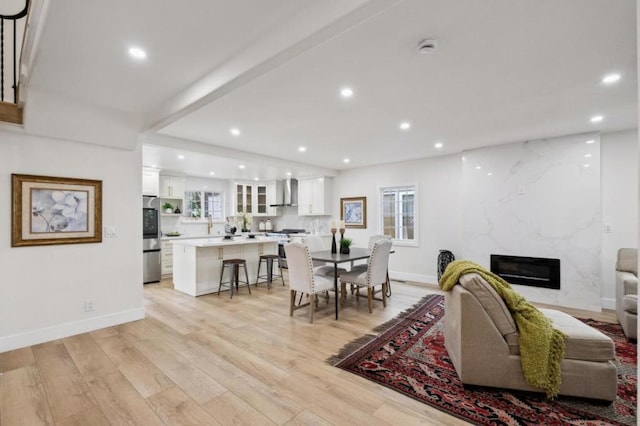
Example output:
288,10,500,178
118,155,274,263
0,276,616,425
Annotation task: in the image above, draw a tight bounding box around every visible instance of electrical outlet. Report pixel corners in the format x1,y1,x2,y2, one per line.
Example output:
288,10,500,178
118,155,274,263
603,224,612,234
105,226,118,238
85,299,95,312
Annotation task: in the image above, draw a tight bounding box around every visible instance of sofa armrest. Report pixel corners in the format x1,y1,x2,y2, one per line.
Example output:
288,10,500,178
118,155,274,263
617,271,638,296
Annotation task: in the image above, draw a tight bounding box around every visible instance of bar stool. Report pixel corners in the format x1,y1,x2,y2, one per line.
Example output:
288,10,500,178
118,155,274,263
255,254,284,289
218,258,251,298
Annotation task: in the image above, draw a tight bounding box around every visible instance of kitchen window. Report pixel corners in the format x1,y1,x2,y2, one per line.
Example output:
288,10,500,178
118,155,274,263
380,185,417,245
185,191,223,220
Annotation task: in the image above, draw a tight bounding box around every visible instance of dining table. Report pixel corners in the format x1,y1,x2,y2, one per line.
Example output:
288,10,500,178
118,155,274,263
310,248,373,320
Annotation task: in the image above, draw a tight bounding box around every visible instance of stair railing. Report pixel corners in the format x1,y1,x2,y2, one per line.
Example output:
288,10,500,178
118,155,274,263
1,0,29,104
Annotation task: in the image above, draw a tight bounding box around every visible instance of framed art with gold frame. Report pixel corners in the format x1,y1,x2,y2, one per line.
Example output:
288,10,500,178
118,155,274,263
12,174,102,247
340,196,366,229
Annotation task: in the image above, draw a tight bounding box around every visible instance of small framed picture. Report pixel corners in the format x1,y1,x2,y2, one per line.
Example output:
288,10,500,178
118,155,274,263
340,196,367,229
12,174,102,247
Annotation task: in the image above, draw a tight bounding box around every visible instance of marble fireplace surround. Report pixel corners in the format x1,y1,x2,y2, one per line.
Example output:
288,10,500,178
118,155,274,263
462,133,601,311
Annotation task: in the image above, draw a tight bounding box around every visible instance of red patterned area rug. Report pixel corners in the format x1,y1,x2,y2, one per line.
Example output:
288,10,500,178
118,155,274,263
329,294,637,426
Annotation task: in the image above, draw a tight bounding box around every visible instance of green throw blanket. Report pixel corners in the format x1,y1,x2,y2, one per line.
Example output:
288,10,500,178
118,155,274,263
439,260,566,398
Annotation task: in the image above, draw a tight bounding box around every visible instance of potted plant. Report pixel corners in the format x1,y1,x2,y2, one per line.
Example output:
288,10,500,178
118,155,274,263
162,202,173,214
340,237,352,254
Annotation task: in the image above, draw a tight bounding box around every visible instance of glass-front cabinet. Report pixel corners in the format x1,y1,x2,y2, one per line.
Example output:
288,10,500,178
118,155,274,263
236,184,253,215
234,182,278,216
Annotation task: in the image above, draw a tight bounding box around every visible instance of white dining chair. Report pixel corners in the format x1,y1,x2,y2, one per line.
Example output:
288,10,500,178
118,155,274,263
350,234,391,272
339,239,392,313
300,235,347,277
284,242,335,323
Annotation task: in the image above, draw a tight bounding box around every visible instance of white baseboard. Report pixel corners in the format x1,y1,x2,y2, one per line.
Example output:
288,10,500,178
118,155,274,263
0,307,145,353
601,298,616,311
389,270,438,286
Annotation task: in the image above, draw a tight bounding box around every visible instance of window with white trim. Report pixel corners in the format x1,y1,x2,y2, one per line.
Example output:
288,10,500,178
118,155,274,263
380,185,416,242
185,191,223,220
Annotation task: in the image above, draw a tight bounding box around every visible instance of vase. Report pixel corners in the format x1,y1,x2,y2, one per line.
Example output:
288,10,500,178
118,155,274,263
437,249,455,280
165,208,173,214
340,246,350,254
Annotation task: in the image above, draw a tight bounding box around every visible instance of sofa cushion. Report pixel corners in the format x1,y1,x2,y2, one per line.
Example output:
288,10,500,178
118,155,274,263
458,273,517,337
616,248,638,275
623,294,638,314
539,309,614,362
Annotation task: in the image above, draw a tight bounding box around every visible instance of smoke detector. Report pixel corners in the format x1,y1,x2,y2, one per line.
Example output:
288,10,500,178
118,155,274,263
417,39,437,54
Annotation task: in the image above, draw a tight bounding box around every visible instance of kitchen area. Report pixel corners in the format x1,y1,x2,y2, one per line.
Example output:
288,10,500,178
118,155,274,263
141,166,336,293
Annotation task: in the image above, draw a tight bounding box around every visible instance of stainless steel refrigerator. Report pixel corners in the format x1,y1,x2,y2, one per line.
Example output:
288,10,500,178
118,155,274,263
143,196,161,283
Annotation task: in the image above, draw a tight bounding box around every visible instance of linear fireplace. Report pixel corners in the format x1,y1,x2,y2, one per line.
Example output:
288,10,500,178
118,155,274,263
490,254,560,289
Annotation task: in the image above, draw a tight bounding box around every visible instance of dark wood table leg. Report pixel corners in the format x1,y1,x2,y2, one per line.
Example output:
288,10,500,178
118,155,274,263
334,263,339,320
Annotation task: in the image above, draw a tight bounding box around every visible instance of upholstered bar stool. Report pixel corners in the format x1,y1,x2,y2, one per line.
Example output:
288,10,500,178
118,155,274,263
218,258,251,298
255,254,284,288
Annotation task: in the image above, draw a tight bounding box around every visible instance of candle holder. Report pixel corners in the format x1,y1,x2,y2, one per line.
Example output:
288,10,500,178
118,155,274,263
330,228,337,253
339,227,345,242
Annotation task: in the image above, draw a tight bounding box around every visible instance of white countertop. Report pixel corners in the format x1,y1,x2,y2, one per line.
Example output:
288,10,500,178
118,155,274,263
171,236,280,247
161,232,267,241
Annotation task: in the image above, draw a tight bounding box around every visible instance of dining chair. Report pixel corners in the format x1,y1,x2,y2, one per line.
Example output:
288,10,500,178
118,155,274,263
339,239,392,313
350,234,391,272
300,235,347,277
284,242,335,323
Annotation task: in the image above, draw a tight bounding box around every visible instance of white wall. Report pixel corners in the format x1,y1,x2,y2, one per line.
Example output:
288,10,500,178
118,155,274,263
601,129,638,308
334,154,462,284
462,133,602,311
0,127,144,352
333,129,637,312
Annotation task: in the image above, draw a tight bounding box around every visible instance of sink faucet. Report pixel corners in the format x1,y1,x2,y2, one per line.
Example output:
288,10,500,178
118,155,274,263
207,215,212,235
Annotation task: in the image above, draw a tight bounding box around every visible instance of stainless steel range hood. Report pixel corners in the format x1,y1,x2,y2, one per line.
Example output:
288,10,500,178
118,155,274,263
270,178,298,207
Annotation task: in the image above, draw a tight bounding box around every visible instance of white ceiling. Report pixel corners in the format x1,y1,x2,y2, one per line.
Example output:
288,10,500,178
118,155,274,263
27,0,637,180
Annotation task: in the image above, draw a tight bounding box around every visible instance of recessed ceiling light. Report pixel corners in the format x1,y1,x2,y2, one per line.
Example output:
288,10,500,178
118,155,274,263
209,171,215,176
602,73,621,84
584,153,592,158
340,87,354,98
298,146,307,152
585,139,595,144
128,47,147,60
230,128,241,136
590,115,604,123
475,165,481,170
487,172,493,176
254,177,259,181
203,185,208,189
399,122,411,130
239,164,245,169
584,164,591,168
177,154,185,160
286,172,292,176
434,142,444,149
150,164,157,168
343,158,350,163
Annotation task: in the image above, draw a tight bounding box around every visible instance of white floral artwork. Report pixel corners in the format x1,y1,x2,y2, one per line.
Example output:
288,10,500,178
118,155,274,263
31,189,89,233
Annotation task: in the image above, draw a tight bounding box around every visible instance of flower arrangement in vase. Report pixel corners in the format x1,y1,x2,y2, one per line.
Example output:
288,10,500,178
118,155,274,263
236,213,253,232
340,237,352,254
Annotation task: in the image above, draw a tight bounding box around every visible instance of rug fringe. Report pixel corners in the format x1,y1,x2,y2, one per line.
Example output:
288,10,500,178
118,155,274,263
327,293,440,366
371,294,439,333
326,333,377,365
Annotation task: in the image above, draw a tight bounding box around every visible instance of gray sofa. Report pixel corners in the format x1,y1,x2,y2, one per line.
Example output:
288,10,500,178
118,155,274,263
444,273,617,401
615,248,637,339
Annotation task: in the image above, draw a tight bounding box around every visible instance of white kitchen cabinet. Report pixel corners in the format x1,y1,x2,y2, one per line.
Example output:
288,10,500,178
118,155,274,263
235,183,253,215
142,168,159,196
160,175,185,198
234,181,279,216
298,177,333,216
161,240,174,275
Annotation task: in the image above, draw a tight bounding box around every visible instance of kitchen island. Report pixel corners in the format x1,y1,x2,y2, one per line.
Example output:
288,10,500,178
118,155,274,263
171,237,279,296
